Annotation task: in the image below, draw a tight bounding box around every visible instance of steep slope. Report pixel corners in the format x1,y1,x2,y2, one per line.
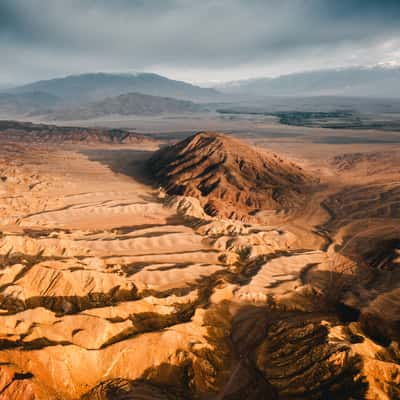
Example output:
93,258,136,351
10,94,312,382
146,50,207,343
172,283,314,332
149,132,313,219
10,72,219,103
46,92,202,120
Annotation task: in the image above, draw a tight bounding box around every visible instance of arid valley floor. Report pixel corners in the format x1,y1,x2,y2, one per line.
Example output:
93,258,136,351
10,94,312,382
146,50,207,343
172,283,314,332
0,121,399,399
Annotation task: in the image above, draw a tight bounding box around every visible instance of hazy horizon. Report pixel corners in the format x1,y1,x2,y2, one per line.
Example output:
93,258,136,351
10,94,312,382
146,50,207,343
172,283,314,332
2,63,400,90
1,0,400,86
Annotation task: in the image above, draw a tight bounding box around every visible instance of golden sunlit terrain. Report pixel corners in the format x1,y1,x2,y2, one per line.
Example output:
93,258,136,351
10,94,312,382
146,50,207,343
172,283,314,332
0,121,398,399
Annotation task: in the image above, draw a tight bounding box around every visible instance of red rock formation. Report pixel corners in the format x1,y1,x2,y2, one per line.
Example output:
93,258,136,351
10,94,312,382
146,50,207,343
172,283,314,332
150,132,313,219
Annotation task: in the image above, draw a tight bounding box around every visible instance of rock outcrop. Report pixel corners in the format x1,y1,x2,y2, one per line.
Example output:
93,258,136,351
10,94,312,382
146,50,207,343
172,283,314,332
150,132,313,220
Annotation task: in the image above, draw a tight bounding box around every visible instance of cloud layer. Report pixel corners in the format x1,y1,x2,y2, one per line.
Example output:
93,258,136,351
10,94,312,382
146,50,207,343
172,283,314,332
1,0,400,84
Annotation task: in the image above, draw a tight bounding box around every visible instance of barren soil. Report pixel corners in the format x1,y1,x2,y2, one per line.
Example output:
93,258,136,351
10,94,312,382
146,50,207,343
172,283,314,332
0,131,399,399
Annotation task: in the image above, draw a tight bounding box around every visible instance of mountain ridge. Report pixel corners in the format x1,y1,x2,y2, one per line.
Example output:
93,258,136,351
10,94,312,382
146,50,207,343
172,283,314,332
149,132,314,220
42,91,203,120
8,72,220,103
217,66,400,98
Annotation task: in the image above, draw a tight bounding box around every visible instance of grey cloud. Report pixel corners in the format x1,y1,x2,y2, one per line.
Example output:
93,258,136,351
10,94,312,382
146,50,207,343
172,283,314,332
0,0,399,84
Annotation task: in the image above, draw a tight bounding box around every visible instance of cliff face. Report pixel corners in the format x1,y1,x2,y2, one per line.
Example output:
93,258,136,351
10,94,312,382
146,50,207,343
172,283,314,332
150,132,313,219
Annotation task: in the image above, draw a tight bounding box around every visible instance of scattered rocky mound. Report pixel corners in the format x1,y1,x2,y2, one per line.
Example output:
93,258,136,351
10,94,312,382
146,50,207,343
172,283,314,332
150,132,313,219
0,120,150,144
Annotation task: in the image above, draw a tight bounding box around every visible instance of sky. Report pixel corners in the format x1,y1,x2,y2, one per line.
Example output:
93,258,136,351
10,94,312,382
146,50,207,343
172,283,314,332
1,0,400,86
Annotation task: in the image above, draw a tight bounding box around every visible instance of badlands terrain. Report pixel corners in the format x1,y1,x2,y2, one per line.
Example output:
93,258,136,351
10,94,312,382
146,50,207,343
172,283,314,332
0,122,399,399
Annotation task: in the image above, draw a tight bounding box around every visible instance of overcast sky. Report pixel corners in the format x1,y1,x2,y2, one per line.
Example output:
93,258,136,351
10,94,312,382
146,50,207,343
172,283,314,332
1,0,400,86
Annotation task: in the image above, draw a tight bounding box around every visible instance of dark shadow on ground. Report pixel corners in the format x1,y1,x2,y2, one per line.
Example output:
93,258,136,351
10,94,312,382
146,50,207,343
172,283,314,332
80,148,156,186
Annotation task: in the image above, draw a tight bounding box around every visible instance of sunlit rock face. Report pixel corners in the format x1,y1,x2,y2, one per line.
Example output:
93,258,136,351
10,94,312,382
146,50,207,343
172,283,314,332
0,130,399,399
149,132,314,221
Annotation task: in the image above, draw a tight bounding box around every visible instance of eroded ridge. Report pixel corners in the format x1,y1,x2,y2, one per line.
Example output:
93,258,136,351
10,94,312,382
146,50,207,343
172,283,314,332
149,132,315,221
0,135,399,399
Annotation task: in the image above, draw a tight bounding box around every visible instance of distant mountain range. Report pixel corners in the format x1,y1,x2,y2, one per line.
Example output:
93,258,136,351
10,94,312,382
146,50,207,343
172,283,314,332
217,66,400,98
0,73,219,119
0,91,61,116
45,92,203,120
9,72,219,103
1,68,399,121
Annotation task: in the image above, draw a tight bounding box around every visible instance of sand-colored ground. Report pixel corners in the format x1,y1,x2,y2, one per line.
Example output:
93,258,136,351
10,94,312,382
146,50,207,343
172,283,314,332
0,135,399,399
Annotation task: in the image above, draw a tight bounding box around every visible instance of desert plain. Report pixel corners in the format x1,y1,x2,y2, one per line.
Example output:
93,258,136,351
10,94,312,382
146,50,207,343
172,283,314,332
0,118,399,399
